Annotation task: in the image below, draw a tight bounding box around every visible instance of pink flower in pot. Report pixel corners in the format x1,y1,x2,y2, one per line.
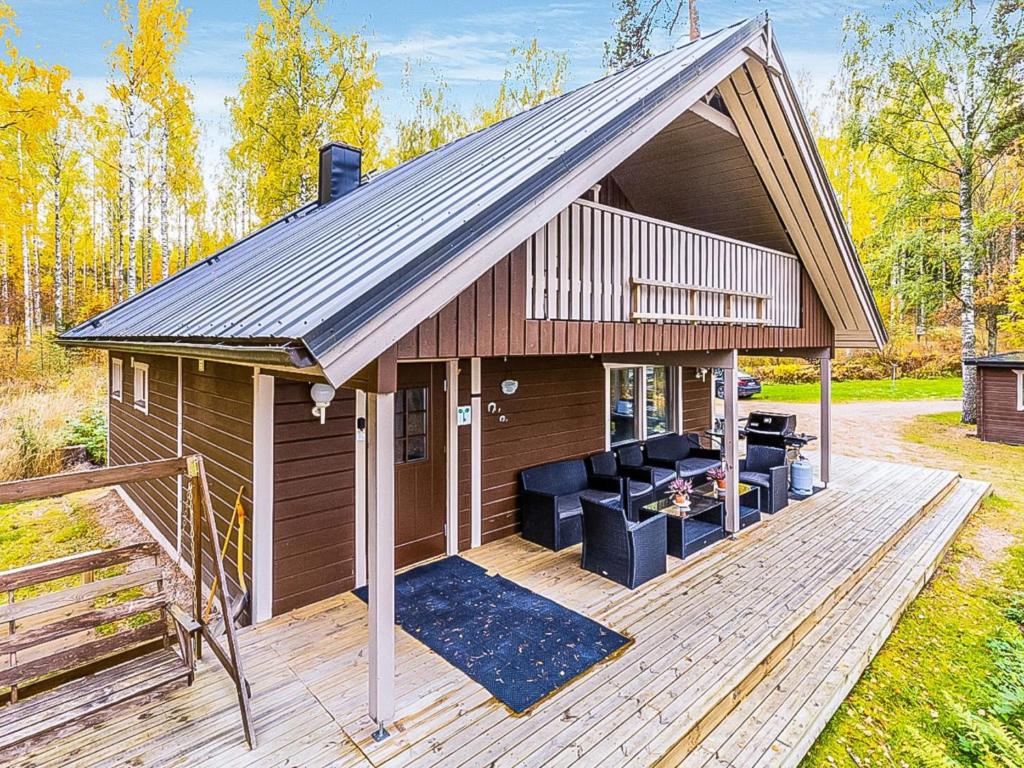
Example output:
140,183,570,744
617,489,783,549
706,465,727,489
668,477,692,507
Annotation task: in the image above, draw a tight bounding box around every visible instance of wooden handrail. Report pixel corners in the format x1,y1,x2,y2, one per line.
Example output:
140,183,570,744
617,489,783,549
629,277,771,300
0,457,189,504
0,542,160,593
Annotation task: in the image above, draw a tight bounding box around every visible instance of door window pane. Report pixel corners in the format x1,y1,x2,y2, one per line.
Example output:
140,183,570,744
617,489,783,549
646,366,671,437
394,387,428,464
609,368,637,445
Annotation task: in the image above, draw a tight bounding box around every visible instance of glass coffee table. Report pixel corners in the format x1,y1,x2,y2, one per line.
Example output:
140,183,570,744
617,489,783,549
639,481,760,558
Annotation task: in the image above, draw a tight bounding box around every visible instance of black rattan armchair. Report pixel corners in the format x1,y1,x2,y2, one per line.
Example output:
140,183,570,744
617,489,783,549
644,433,723,481
586,451,656,519
580,497,667,589
615,443,677,494
739,445,789,514
519,459,623,551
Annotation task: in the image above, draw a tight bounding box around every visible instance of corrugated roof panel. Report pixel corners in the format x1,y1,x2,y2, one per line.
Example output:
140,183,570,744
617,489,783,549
61,18,763,358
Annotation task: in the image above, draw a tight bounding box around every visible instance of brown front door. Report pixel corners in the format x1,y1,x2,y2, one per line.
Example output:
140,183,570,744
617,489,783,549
393,362,447,569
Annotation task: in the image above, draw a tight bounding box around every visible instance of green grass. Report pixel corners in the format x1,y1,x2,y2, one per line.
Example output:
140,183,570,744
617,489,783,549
802,413,1024,766
756,376,962,403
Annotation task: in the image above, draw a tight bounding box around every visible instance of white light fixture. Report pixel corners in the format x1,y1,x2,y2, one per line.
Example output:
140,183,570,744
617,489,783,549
500,379,518,395
310,383,336,424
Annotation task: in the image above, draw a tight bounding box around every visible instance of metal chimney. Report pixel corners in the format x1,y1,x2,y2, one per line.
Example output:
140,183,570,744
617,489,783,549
318,142,362,205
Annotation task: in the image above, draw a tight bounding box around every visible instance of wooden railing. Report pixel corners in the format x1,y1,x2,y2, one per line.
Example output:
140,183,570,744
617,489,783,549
524,199,801,327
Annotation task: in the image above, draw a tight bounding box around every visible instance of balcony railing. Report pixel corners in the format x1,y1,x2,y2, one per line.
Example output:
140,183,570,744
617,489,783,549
524,199,801,327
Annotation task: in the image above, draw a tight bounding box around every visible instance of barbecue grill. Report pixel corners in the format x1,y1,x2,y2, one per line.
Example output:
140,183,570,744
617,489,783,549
742,411,816,462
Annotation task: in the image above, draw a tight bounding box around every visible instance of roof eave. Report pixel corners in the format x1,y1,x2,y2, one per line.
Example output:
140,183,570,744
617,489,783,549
57,337,321,372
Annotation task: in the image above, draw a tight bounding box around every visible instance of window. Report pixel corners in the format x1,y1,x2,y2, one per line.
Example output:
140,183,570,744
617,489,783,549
608,367,638,446
395,387,428,463
646,366,672,437
133,361,149,414
608,365,677,446
111,358,123,402
1016,370,1024,411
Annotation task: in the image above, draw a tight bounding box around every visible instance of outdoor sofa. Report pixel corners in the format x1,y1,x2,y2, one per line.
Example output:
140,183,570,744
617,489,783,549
738,444,789,514
519,459,623,551
644,433,723,481
580,497,667,588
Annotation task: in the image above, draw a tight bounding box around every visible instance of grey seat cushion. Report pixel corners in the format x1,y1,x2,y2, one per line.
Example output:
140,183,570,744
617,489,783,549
650,467,676,489
677,457,721,477
739,470,771,488
627,480,653,498
557,489,620,519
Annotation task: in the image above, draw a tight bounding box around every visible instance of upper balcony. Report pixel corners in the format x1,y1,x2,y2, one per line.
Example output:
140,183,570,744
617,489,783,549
523,198,802,329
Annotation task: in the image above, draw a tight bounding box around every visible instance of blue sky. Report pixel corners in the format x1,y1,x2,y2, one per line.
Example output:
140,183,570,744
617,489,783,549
9,0,890,180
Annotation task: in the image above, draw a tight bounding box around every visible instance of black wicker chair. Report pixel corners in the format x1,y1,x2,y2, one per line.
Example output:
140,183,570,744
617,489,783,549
615,443,677,494
580,497,667,589
644,433,723,481
586,451,656,519
739,445,789,514
519,459,623,551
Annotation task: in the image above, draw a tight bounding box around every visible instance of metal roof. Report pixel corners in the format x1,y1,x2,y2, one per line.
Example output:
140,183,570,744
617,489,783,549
61,18,764,354
61,14,885,382
967,352,1024,368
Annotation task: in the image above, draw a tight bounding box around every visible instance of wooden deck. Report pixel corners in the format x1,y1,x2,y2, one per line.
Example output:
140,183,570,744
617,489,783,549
3,456,976,768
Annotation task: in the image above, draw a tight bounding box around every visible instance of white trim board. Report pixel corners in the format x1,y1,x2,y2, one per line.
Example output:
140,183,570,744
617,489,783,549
252,372,275,623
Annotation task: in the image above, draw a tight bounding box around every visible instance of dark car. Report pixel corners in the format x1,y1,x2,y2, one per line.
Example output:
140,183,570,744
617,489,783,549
714,368,762,399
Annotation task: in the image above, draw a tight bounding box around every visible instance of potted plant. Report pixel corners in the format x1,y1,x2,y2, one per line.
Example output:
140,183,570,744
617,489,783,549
706,465,727,495
668,477,692,510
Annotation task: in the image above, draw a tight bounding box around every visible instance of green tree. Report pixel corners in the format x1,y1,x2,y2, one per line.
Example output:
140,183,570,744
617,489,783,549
226,0,384,223
604,0,700,72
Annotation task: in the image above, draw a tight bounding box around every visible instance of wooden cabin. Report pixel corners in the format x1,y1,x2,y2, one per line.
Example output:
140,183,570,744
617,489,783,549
969,352,1024,445
60,15,886,737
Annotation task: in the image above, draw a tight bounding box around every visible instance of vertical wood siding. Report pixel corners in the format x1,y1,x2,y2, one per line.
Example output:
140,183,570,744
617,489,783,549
272,380,357,614
475,356,606,542
397,247,832,361
681,371,713,434
180,359,254,618
108,353,179,550
978,368,1024,445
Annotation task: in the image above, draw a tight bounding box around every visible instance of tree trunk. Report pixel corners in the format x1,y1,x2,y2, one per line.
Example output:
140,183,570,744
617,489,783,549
688,0,700,41
32,233,43,334
959,167,977,423
160,131,170,280
53,167,64,331
1,231,9,326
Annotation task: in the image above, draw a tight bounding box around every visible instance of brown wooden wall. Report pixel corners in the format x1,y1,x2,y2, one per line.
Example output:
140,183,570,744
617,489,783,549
180,359,254,616
978,367,1024,445
272,381,357,614
472,356,607,543
396,246,833,361
108,353,179,549
682,371,713,434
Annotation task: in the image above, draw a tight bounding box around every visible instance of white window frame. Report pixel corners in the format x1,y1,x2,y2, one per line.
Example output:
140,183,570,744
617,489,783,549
111,357,123,402
1015,369,1024,411
605,364,679,448
133,361,150,415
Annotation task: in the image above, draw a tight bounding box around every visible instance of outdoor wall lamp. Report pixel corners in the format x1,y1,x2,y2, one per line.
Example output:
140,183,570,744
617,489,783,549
310,382,336,424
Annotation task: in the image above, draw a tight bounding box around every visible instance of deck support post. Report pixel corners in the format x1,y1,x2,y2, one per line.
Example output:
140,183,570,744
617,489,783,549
366,348,397,740
820,354,832,487
723,350,740,535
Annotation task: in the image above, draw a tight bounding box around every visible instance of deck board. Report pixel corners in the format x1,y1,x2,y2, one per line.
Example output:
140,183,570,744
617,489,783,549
0,456,965,768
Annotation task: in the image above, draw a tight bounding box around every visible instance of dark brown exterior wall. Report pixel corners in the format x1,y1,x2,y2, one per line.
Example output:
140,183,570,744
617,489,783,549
272,380,357,614
471,356,607,543
978,367,1024,445
395,247,833,361
180,359,254,613
108,353,179,549
681,371,713,434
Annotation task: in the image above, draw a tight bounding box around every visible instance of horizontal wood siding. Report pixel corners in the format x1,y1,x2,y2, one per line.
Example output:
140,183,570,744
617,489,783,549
477,356,606,543
397,247,832,361
108,353,179,552
181,359,253,619
272,381,357,614
682,370,713,434
978,368,1024,445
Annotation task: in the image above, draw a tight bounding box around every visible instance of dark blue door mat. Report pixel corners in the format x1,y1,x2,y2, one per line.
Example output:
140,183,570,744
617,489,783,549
353,556,631,714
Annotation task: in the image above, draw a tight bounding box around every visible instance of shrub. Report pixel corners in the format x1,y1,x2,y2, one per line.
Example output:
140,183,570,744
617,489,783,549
63,406,107,465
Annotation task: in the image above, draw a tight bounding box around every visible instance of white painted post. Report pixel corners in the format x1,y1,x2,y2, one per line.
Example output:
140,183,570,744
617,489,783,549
251,372,275,623
723,351,740,535
820,355,832,486
446,360,460,555
470,357,482,549
354,389,367,588
366,390,395,739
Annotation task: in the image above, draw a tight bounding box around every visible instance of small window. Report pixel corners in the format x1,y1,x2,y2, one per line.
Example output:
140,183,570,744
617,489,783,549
1016,370,1024,411
133,362,150,415
111,358,123,402
646,366,672,437
395,387,428,463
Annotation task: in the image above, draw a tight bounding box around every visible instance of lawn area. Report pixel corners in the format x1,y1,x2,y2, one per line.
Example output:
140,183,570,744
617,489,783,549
803,413,1024,766
757,376,962,403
